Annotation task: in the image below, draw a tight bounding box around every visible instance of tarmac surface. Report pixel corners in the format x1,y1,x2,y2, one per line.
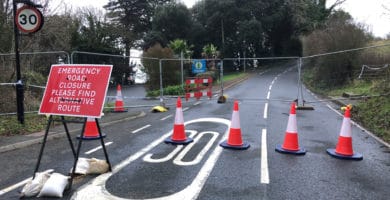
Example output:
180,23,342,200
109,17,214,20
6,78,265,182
1,74,388,154
0,110,145,154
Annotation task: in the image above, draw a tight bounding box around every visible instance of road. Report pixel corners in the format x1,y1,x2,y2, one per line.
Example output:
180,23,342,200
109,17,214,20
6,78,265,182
0,64,389,200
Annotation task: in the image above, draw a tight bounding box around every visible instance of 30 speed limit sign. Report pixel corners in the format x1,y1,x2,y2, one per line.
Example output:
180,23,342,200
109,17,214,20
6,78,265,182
15,5,44,33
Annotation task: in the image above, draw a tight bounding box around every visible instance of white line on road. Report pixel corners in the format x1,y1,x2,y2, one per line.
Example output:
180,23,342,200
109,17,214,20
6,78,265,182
0,169,54,196
85,142,113,155
261,129,270,184
266,91,271,99
194,101,202,106
132,124,151,134
182,107,189,112
160,115,173,121
263,103,268,119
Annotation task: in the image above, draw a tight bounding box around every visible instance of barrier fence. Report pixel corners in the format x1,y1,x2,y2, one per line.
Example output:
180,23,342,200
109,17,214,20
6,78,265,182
1,44,389,118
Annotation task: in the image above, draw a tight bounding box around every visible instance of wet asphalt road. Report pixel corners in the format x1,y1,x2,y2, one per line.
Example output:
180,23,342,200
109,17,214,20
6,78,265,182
0,65,389,200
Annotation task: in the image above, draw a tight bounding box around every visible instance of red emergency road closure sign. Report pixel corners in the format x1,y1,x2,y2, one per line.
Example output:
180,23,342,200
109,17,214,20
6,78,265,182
15,5,44,33
39,64,113,118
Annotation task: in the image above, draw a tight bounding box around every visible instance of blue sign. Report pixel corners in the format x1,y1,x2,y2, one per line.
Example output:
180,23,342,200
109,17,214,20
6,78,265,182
192,59,206,74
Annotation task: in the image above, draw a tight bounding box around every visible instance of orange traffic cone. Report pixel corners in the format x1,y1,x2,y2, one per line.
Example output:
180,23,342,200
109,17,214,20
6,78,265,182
220,100,250,150
77,117,106,140
164,97,193,145
113,84,127,112
327,107,363,160
275,102,306,155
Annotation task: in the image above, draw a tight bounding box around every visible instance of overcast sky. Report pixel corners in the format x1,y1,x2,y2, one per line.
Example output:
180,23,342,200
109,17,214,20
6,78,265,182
50,0,390,38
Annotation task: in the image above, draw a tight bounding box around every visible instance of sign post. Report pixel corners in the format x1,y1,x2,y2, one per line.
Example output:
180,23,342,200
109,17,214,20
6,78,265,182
35,64,113,189
12,0,44,124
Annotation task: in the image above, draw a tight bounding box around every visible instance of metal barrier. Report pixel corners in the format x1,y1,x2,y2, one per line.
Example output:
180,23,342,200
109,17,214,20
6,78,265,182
185,77,213,101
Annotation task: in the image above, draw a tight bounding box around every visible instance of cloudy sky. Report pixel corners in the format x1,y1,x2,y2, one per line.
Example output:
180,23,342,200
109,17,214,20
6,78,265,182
50,0,390,38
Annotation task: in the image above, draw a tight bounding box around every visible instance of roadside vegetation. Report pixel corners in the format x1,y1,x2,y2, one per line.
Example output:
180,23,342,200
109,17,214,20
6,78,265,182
302,12,390,143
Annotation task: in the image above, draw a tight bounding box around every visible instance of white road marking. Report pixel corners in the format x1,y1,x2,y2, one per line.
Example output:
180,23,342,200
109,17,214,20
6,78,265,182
182,107,189,112
0,169,54,196
194,101,202,106
85,142,113,155
261,129,270,184
71,118,231,200
143,130,197,163
131,124,151,134
174,131,219,166
266,91,271,99
160,114,173,121
263,103,268,119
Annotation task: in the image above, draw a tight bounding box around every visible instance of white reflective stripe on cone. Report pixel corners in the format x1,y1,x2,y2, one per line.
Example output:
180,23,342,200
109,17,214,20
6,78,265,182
286,114,297,133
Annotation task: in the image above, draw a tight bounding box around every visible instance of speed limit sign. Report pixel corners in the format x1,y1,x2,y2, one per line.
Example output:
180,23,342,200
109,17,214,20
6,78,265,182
15,5,44,33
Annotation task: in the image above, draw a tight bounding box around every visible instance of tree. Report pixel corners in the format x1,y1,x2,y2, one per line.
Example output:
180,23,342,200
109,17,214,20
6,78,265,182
142,43,180,91
70,8,128,85
0,0,12,53
302,11,370,88
152,3,193,42
104,0,172,55
190,0,341,58
168,39,193,58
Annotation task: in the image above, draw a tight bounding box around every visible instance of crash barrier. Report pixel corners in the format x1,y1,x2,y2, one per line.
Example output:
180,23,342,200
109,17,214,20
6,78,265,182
185,77,213,101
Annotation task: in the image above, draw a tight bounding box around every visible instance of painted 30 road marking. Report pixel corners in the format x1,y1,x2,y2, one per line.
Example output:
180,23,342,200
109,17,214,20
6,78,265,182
71,117,230,200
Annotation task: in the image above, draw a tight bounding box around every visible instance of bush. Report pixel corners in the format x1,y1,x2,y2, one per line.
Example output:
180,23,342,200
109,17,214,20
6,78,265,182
146,85,184,97
302,11,370,89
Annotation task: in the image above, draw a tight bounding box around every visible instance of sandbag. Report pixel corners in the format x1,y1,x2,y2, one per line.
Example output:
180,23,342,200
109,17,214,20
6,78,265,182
37,173,69,198
20,170,53,198
71,157,90,175
87,158,109,174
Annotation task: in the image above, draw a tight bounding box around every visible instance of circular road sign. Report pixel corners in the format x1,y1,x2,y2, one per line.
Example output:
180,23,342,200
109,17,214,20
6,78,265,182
15,5,44,33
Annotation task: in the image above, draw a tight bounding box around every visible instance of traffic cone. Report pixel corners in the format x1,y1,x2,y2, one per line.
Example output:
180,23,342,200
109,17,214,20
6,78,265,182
220,100,250,150
164,97,193,145
275,102,306,155
327,107,363,160
77,117,106,140
113,84,127,112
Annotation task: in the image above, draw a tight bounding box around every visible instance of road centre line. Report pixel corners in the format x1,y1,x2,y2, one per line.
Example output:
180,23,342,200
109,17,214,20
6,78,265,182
132,124,151,134
85,142,113,155
194,101,202,106
182,107,189,112
266,91,271,99
263,103,268,119
261,129,270,184
160,114,173,121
